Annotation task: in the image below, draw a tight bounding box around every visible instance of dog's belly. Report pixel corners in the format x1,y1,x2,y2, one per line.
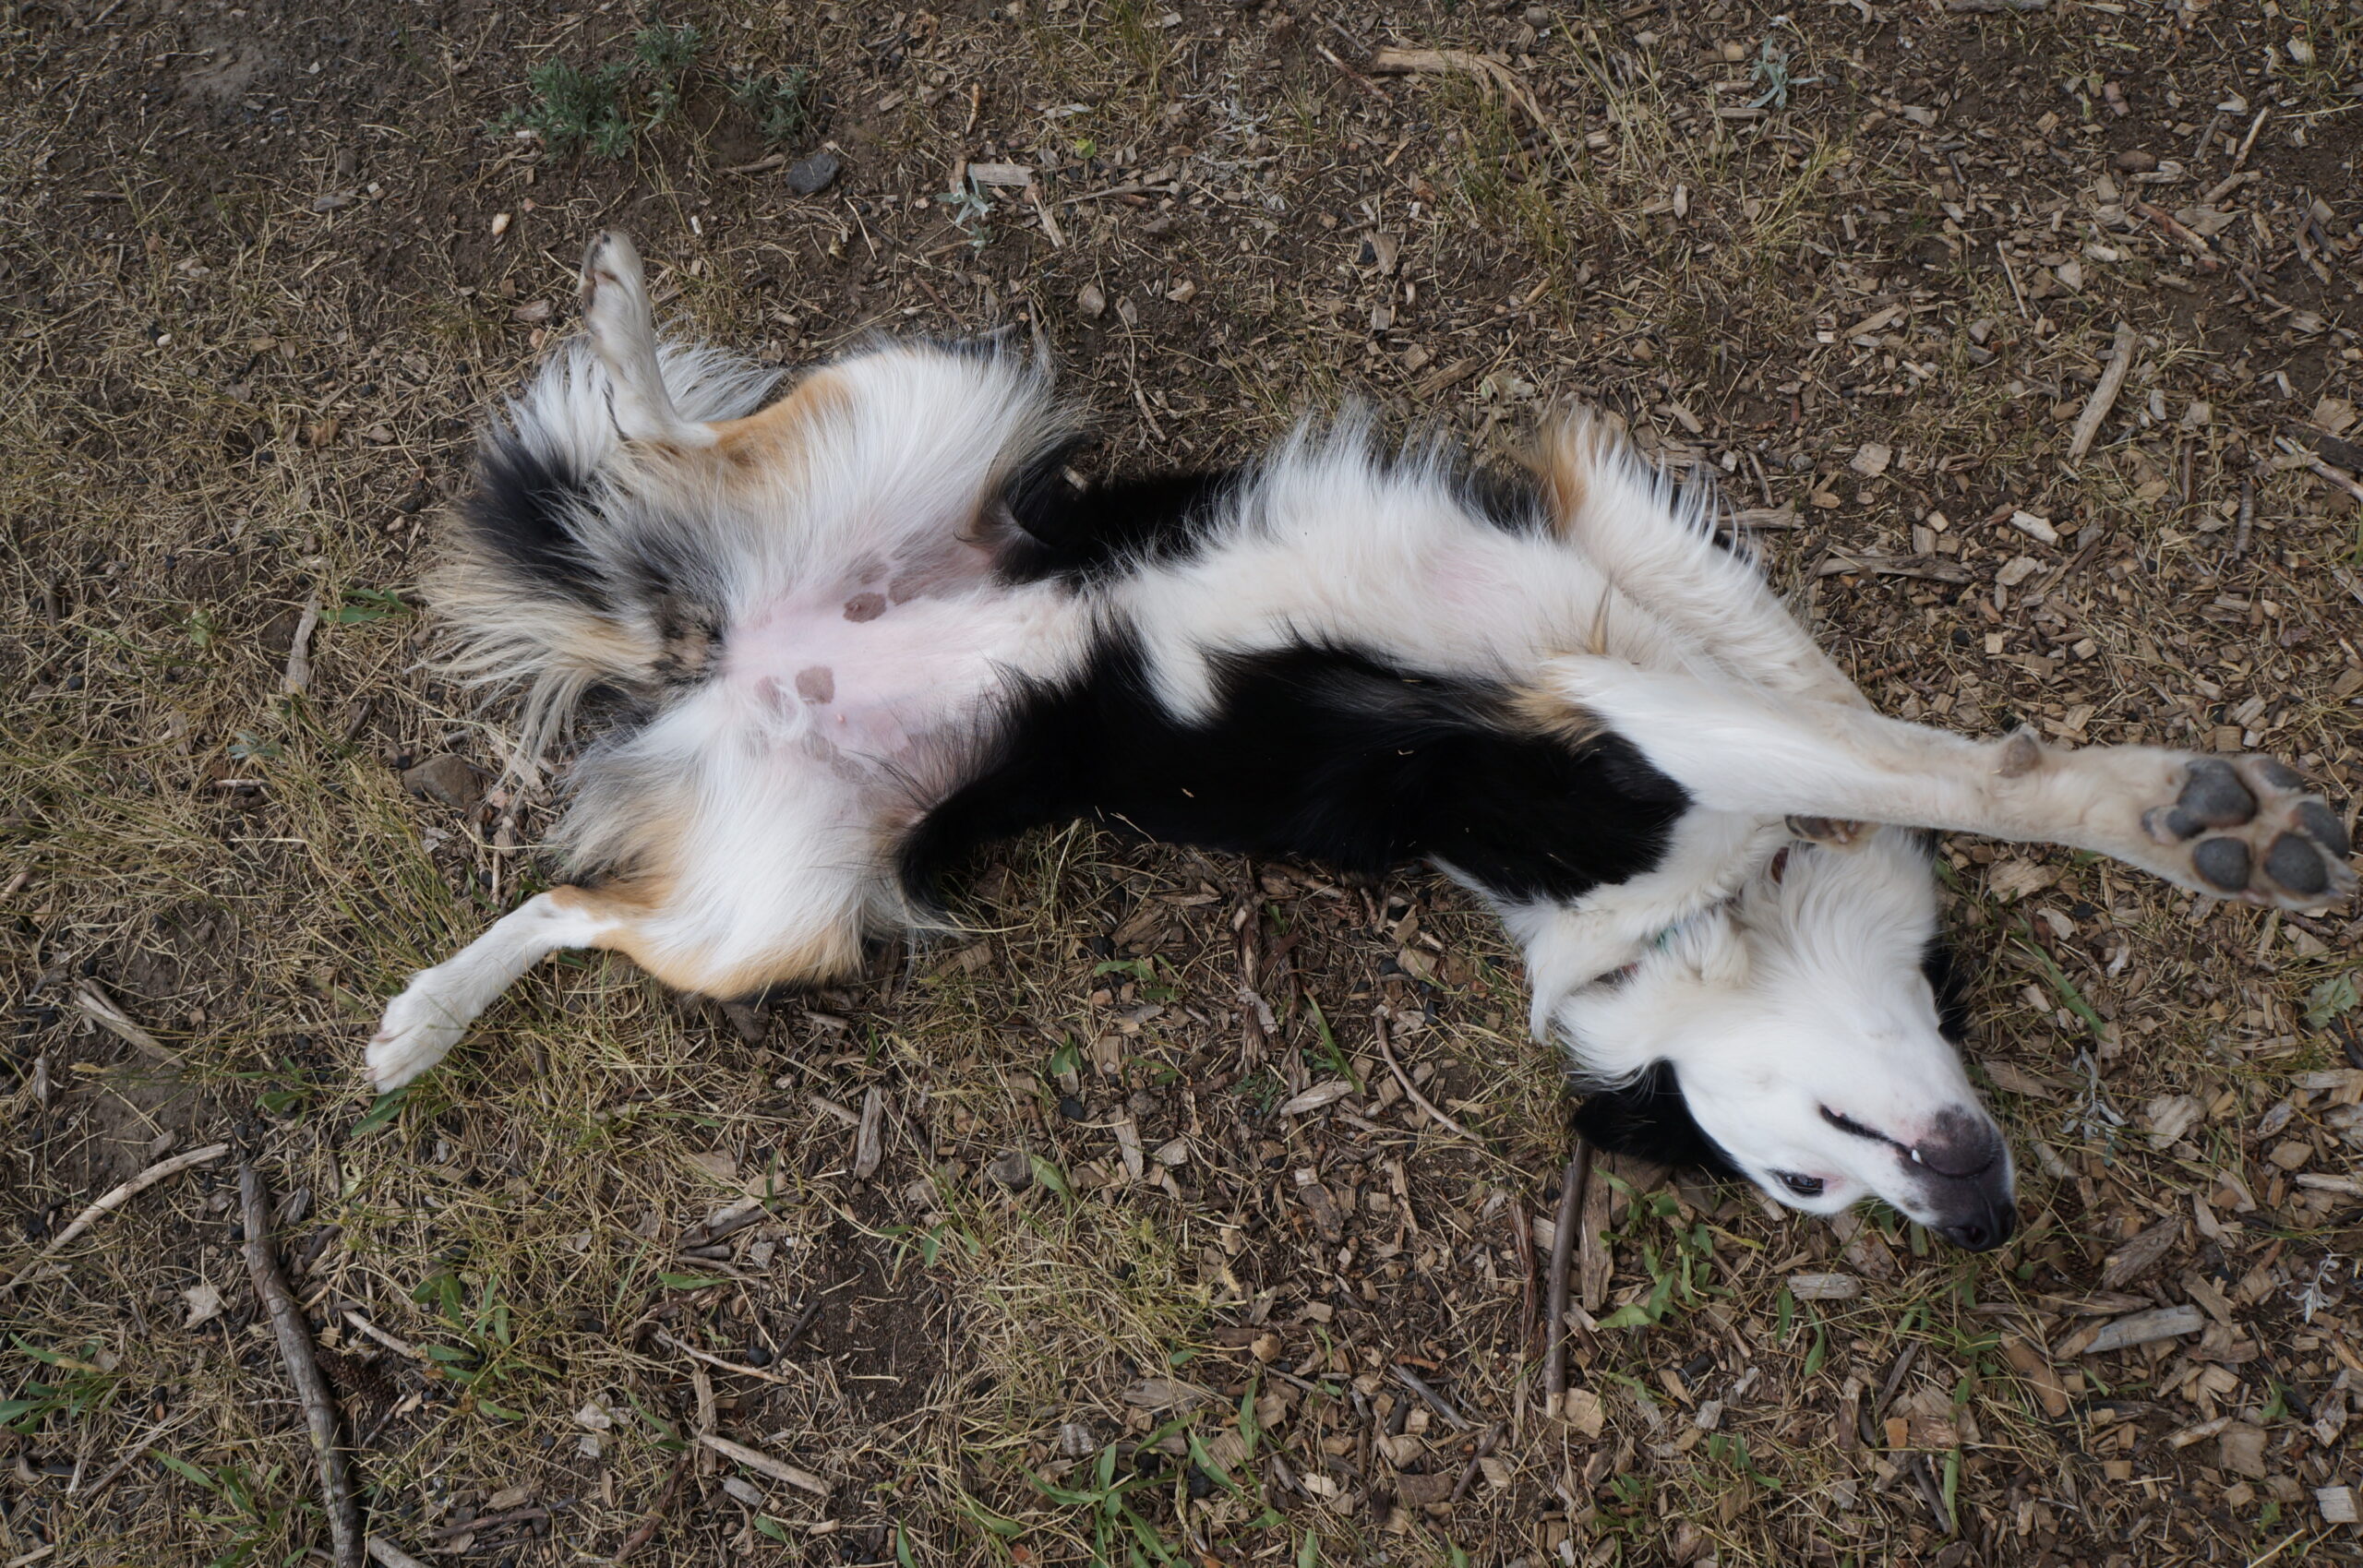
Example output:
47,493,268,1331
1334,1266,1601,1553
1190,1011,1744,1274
721,578,1084,763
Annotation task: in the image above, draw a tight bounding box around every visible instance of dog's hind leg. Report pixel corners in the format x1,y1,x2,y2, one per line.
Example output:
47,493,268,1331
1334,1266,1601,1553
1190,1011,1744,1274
577,230,713,448
1543,654,2357,911
366,887,640,1092
1540,414,1863,707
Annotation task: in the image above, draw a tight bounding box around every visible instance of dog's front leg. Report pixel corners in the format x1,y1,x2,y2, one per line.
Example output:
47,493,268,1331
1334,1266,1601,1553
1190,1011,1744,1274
1544,655,2356,911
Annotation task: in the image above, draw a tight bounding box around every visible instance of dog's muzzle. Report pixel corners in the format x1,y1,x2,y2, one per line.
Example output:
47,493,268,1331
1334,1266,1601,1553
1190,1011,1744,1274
1908,1108,2019,1252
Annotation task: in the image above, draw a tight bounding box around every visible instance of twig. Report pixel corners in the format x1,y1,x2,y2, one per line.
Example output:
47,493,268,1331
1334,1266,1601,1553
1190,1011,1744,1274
1368,47,1546,133
1390,1364,1471,1431
77,1410,198,1497
610,1452,695,1563
2233,106,2271,170
1449,1422,1506,1502
694,1432,832,1496
342,1309,429,1362
366,1540,433,1568
2131,201,2224,272
425,1505,546,1541
1510,1197,1539,1356
240,1164,362,1568
1373,1013,1484,1144
1312,42,1395,103
2,1142,230,1293
68,981,179,1064
282,593,322,695
1995,242,2031,322
2277,437,2363,508
1543,1139,1591,1416
2067,323,2140,461
656,1330,799,1386
1945,0,2047,9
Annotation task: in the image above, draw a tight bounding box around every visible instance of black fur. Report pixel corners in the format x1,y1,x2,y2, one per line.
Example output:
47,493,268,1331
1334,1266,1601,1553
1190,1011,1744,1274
996,454,1241,584
465,434,609,609
901,634,1689,909
1921,936,1973,1043
1570,1062,1741,1178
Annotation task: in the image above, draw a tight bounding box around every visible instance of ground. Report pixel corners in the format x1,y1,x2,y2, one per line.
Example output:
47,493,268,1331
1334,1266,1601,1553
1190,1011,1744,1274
3,0,2361,1563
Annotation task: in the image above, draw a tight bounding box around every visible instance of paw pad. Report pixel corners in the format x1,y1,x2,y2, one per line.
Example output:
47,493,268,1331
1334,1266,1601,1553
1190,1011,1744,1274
2153,756,2356,909
2265,832,2330,898
2191,837,2251,892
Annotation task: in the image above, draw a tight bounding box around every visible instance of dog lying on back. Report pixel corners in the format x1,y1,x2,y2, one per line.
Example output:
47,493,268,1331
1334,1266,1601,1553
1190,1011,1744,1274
373,233,2355,1250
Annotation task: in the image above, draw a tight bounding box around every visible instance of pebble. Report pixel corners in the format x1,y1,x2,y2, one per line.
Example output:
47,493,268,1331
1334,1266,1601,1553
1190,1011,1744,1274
786,151,842,197
401,753,486,808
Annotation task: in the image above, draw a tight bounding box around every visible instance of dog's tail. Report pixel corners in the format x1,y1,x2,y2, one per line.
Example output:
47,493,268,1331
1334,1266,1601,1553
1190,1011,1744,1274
425,339,783,758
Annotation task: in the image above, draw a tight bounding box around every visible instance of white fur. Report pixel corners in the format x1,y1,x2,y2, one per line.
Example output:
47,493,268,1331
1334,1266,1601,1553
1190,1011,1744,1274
1556,832,2008,1228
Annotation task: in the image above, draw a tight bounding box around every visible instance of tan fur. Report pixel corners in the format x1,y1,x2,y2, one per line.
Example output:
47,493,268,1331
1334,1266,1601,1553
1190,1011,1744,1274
1530,409,1617,540
1505,683,1606,748
705,367,851,474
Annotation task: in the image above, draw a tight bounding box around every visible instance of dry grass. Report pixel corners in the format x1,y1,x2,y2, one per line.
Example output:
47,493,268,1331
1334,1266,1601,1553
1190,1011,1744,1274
3,1,2361,1564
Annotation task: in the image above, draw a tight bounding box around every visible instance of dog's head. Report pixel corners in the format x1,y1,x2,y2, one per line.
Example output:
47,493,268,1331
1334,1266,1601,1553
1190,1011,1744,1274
1558,831,2018,1251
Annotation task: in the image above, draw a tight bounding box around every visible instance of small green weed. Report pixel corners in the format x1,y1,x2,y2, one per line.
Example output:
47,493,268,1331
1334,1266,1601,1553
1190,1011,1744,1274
1,1336,124,1434
509,23,707,159
732,68,816,144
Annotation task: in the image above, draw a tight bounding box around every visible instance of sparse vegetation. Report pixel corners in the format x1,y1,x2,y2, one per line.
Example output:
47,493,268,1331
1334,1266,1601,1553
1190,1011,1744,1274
6,1,2362,1564
731,66,817,145
508,22,707,158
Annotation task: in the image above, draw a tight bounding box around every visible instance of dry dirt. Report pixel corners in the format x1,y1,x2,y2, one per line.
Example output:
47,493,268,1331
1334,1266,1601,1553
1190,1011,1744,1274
4,1,2363,1564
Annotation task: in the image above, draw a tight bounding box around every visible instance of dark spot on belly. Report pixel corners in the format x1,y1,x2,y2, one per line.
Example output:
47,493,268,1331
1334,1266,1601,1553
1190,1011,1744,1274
844,592,886,622
794,665,835,704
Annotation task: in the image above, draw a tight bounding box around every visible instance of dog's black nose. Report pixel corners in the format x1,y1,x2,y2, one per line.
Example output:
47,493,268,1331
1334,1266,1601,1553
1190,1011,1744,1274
1937,1198,2018,1252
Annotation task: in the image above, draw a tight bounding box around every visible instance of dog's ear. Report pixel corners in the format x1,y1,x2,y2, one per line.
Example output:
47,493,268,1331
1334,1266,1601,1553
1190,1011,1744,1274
1920,936,1973,1044
1571,1062,1739,1178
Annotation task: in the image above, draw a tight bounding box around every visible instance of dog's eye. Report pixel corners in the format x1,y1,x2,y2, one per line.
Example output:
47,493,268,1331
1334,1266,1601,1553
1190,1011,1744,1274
1774,1171,1825,1197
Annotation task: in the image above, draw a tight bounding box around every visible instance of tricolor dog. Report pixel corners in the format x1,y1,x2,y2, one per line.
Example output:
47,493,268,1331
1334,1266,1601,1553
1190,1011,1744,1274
372,233,2355,1251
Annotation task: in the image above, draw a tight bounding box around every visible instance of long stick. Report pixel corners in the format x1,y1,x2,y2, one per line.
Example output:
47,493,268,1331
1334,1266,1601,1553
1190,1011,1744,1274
1542,1137,1591,1416
240,1164,363,1568
3,1143,230,1293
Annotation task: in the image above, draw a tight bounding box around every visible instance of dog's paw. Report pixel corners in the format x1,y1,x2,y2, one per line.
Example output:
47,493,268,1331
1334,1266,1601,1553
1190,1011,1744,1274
578,229,654,335
365,979,470,1093
2141,757,2355,909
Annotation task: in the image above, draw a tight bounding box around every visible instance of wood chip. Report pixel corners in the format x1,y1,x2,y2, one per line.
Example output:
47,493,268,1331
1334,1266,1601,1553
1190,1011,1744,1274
1277,1080,1354,1116
1788,1273,1864,1301
2318,1486,2359,1525
966,161,1035,188
2001,1337,2069,1418
2008,509,2060,545
2065,1303,2205,1356
2100,1218,2182,1290
851,1088,885,1179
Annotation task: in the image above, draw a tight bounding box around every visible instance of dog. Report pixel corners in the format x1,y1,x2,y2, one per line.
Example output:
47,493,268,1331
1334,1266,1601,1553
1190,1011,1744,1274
371,233,2354,1251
